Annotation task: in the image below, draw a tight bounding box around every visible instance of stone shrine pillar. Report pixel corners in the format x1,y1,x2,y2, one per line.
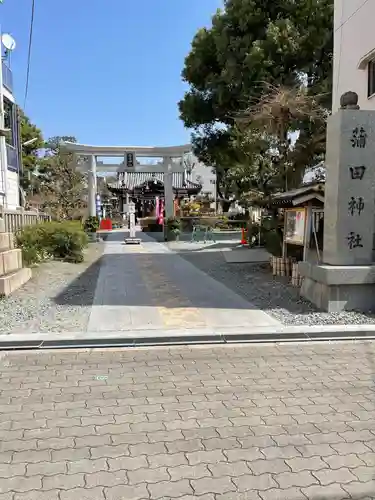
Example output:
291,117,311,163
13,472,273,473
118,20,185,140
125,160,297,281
163,158,174,219
299,92,375,312
88,155,97,218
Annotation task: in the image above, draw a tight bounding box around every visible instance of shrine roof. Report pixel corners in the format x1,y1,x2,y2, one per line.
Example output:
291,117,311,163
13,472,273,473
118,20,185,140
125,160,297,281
267,183,325,208
107,172,202,192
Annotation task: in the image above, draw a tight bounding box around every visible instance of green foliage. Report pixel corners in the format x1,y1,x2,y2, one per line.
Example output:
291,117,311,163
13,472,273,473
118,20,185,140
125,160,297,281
40,136,86,219
165,217,181,241
247,221,268,246
180,200,202,216
166,217,181,233
15,221,88,265
264,229,283,257
83,216,100,233
18,122,85,217
179,0,333,200
19,109,44,194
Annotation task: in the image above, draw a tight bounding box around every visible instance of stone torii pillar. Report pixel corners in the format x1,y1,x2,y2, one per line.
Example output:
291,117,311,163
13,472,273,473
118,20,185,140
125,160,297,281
88,155,97,217
163,157,174,219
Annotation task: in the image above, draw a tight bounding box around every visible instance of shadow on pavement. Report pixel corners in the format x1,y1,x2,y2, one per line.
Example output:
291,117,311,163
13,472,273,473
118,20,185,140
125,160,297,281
52,255,103,307
53,251,248,310
52,246,314,321
53,249,264,311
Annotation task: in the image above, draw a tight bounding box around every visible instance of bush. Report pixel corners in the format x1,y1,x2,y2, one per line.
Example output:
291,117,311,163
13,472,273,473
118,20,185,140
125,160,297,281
166,217,181,232
16,221,89,265
264,229,283,257
215,216,229,229
248,221,267,246
165,217,181,241
83,216,99,233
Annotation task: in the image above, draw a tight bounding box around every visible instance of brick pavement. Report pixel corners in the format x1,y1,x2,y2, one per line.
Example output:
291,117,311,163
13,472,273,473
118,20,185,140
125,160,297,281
1,342,375,499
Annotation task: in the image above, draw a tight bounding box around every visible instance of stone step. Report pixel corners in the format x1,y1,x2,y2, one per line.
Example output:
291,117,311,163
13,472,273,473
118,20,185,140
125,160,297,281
0,267,32,296
0,232,14,252
0,248,22,277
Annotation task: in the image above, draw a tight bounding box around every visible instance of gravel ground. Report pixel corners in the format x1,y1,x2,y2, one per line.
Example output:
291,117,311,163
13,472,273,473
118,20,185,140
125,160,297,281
178,248,375,326
0,243,103,334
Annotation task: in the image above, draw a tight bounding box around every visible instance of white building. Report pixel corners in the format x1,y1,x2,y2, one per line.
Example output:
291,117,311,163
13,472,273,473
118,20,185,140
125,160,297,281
0,57,20,209
188,159,216,200
333,0,375,111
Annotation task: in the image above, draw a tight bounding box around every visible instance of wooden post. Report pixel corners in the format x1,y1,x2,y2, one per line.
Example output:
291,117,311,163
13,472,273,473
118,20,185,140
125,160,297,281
282,211,287,258
21,208,26,228
303,204,312,262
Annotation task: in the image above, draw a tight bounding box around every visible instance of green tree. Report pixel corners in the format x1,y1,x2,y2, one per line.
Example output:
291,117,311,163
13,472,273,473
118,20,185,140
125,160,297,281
40,136,86,220
18,109,44,194
235,84,327,192
179,0,333,198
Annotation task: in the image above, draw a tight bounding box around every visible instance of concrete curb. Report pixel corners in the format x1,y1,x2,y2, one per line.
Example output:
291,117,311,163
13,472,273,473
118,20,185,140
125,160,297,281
1,324,375,350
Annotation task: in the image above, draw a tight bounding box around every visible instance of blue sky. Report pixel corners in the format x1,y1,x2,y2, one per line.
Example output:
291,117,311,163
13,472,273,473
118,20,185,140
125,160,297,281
3,0,222,146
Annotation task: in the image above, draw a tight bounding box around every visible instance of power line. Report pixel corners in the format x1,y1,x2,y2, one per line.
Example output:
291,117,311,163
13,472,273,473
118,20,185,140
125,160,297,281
23,0,35,109
334,0,370,33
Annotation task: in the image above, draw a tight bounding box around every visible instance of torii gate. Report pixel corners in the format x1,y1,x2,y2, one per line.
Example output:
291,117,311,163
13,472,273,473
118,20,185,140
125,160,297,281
59,142,192,219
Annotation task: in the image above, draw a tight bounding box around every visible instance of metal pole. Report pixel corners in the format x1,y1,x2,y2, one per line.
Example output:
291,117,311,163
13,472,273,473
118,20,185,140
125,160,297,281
0,28,8,207
213,176,217,214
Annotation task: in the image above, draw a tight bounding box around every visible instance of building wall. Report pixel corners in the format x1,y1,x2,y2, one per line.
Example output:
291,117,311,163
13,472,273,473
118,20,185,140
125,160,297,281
333,0,375,111
3,86,15,104
190,161,216,199
1,82,21,209
0,86,10,198
6,170,19,209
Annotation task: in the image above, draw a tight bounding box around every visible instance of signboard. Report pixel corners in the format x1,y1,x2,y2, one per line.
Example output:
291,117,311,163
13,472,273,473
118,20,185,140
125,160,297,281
95,194,102,218
126,152,135,168
128,202,136,214
285,208,306,245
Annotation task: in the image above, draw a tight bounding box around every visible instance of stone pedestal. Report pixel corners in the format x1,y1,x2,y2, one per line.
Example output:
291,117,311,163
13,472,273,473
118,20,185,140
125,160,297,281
299,94,375,313
299,262,375,313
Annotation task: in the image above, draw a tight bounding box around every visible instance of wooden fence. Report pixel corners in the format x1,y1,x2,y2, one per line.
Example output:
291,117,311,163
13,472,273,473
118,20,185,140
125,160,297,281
0,208,51,233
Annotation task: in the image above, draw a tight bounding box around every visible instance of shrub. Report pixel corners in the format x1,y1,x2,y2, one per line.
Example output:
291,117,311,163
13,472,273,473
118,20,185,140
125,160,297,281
16,221,89,265
215,216,229,229
166,217,181,232
264,229,283,257
248,221,267,246
83,216,100,233
166,217,181,240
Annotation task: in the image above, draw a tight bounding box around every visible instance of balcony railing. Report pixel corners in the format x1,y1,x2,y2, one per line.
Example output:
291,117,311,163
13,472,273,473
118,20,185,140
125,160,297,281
6,144,19,172
2,62,13,93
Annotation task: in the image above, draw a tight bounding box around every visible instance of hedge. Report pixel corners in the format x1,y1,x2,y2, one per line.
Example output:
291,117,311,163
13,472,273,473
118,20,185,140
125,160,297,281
15,220,89,266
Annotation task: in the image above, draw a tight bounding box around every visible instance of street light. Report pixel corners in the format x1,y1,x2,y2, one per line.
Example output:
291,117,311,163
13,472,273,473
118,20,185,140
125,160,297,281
22,137,38,147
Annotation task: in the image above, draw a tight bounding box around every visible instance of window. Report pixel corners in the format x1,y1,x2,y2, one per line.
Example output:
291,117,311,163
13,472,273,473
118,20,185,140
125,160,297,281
368,60,375,97
3,97,15,146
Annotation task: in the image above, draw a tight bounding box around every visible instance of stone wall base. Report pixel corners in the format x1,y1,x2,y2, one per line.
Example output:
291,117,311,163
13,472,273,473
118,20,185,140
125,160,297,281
299,262,375,313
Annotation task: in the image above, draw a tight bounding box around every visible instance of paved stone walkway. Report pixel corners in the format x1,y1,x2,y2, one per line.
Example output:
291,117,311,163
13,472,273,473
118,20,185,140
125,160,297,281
1,341,375,499
87,232,278,334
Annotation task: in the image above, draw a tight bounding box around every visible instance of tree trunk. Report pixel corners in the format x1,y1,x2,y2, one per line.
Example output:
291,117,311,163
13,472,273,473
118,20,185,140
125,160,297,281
221,200,232,213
